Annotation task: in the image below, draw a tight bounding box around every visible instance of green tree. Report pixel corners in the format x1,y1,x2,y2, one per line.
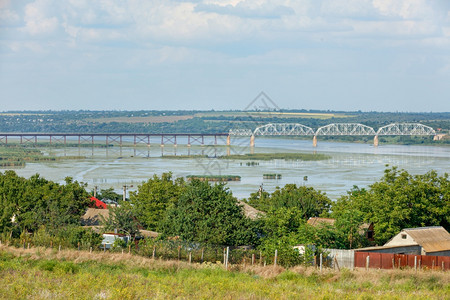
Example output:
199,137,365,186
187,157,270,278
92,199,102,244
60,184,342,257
248,184,331,220
0,171,90,234
95,187,121,202
160,180,258,246
130,173,185,231
333,167,450,245
101,202,140,237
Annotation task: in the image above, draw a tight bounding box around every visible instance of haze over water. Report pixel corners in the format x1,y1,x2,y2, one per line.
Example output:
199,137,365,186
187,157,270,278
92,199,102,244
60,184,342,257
5,137,449,201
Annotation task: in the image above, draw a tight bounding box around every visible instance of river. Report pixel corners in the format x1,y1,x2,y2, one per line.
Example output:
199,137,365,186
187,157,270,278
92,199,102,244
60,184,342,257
3,137,449,200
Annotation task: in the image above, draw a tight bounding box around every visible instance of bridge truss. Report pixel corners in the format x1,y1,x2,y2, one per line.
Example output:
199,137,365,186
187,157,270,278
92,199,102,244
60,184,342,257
315,123,376,136
253,123,315,136
227,122,439,147
376,123,436,136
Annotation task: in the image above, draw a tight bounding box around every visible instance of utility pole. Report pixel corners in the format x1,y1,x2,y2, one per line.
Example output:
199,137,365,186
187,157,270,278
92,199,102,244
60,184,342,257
123,185,133,202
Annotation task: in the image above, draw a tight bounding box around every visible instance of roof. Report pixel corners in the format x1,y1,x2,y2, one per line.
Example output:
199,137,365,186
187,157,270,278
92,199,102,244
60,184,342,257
139,230,159,238
307,217,335,227
403,226,450,253
81,208,110,226
238,201,265,220
90,197,107,209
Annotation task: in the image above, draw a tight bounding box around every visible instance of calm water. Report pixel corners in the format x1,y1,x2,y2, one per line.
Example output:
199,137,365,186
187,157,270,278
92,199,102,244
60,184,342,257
4,137,449,200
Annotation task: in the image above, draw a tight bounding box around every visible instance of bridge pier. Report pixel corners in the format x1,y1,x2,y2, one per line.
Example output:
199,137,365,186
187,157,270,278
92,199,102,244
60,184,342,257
226,135,230,146
374,135,379,147
250,135,255,147
313,136,317,147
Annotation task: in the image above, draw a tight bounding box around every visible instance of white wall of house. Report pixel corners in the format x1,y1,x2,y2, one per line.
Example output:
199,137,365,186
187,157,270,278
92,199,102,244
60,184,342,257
385,232,418,247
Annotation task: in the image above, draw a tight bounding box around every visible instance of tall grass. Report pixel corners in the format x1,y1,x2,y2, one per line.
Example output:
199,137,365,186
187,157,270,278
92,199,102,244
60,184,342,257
0,244,448,299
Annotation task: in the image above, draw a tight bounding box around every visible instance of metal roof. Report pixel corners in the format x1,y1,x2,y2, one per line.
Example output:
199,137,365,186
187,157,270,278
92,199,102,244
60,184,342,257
403,226,450,253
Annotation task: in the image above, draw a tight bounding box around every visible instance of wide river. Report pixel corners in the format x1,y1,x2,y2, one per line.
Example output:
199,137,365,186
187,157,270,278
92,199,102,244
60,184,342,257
4,137,449,200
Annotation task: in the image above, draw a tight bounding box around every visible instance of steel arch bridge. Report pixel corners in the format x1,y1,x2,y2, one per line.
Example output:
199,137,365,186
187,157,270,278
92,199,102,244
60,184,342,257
228,122,439,147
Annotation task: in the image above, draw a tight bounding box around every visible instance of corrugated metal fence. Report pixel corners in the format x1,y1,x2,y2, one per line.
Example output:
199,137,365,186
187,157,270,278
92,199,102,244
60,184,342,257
355,252,450,270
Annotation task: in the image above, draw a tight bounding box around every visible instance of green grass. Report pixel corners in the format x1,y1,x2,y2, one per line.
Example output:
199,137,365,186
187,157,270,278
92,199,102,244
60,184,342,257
220,152,330,161
0,248,448,299
0,146,84,167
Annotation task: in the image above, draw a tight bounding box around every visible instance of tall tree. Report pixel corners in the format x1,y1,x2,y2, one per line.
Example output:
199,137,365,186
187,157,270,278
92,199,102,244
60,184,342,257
129,173,185,231
332,167,450,245
247,184,332,220
160,180,258,246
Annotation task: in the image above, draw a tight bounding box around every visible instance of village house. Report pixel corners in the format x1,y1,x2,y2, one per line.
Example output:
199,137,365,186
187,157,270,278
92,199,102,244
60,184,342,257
355,226,450,256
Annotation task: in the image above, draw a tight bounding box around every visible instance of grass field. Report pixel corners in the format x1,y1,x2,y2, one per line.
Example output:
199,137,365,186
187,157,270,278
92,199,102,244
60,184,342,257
0,245,448,299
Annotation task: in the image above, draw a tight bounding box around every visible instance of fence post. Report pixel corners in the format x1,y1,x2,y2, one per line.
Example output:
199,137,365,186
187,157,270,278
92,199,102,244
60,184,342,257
366,255,370,270
274,249,278,267
103,244,106,252
320,253,323,272
50,241,53,249
128,244,131,254
90,247,92,254
392,258,395,269
178,246,181,261
152,246,156,259
189,252,192,264
28,243,30,249
223,248,226,265
201,248,204,263
252,253,255,266
398,258,401,269
419,259,421,270
414,256,417,272
59,244,61,252
259,251,262,266
432,260,435,269
225,247,229,270
442,261,445,271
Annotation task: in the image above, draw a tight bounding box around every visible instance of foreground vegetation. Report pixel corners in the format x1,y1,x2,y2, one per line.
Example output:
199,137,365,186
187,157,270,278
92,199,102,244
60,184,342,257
0,245,448,299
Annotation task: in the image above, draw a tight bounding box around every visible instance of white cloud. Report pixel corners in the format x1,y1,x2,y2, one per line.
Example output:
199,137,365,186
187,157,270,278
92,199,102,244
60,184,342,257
22,0,58,35
372,0,435,19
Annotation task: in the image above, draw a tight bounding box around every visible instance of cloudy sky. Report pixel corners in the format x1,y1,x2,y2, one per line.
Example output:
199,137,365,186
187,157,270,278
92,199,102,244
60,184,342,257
1,0,450,112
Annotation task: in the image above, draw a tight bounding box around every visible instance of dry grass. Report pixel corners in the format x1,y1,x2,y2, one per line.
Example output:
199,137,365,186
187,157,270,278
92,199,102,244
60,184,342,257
1,244,449,299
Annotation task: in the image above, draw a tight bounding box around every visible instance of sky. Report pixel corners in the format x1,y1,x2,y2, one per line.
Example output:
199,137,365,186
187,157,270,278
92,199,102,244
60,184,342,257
0,0,450,112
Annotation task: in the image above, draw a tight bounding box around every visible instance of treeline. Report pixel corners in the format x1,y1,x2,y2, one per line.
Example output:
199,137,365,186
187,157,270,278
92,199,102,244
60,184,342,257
0,167,448,267
0,110,448,134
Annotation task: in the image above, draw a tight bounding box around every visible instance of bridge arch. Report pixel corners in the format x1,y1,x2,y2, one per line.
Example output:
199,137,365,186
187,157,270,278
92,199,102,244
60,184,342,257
253,123,315,136
315,123,376,136
376,123,436,136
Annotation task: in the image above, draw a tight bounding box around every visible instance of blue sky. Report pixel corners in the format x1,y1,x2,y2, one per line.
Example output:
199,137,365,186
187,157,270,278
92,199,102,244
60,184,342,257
1,0,450,112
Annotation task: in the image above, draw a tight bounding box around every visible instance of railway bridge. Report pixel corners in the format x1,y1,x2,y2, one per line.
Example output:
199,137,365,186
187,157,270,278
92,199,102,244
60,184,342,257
228,123,438,147
0,123,439,148
0,133,229,147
